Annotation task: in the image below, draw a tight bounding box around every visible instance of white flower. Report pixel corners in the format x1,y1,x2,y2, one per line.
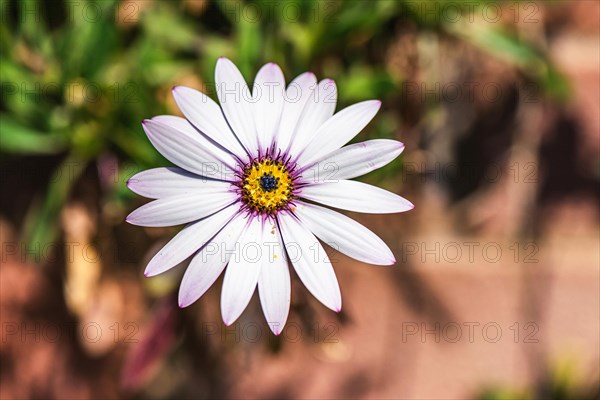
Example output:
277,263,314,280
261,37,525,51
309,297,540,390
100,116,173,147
127,58,413,335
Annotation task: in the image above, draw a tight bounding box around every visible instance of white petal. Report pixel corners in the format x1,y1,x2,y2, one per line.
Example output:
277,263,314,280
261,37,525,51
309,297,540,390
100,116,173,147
276,72,317,152
126,190,237,227
278,213,341,312
299,180,413,214
143,206,239,277
127,167,230,199
152,115,240,173
297,100,381,166
287,79,337,158
170,87,247,160
215,57,258,157
301,139,404,184
293,201,395,265
253,63,285,150
220,216,263,325
142,119,236,180
257,219,290,335
178,212,247,306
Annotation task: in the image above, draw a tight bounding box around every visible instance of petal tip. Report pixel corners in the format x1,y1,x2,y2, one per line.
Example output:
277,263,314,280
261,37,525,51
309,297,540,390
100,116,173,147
125,209,139,224
143,262,161,277
177,292,188,308
125,177,139,191
268,323,284,335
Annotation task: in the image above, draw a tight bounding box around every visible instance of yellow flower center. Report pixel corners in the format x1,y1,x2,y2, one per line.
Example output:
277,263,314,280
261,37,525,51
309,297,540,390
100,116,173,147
241,158,294,214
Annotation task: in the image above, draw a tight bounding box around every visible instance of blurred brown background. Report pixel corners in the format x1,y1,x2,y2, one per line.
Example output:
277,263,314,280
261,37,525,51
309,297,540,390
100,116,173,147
1,1,599,399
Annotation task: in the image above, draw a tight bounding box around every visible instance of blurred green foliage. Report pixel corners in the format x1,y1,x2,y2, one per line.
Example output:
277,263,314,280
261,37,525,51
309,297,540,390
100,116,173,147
0,0,568,249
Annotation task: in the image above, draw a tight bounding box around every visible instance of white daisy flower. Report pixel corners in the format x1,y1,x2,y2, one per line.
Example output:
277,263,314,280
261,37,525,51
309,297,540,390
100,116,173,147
127,58,413,335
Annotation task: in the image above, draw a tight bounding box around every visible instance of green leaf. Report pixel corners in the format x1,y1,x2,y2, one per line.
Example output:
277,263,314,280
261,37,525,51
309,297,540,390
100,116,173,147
338,65,396,102
452,23,540,67
0,57,53,121
237,17,262,77
57,0,119,81
18,0,47,45
0,115,66,154
447,21,571,101
21,154,87,254
142,3,197,51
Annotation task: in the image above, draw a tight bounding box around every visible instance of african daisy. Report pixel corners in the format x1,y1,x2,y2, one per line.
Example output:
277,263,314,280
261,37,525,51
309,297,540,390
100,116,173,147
127,57,413,335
